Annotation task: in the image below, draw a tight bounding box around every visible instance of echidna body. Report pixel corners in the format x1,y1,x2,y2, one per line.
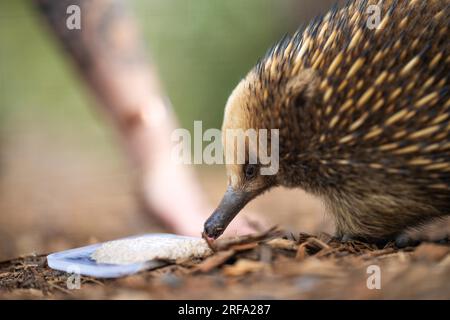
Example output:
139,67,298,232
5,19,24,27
204,0,450,241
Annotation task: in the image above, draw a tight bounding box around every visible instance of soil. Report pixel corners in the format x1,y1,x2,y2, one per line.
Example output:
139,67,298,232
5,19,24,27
1,228,449,299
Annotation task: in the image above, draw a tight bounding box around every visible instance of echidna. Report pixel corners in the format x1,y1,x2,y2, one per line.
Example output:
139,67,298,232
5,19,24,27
204,0,450,243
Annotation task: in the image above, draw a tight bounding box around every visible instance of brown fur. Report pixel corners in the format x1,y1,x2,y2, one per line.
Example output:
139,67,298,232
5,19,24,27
222,0,450,241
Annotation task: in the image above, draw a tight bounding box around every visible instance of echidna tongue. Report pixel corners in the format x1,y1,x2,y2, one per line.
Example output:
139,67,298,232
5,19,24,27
204,187,252,239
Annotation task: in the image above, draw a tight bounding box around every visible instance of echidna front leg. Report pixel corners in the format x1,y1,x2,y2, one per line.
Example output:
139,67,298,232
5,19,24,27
333,214,399,246
331,210,373,242
336,223,420,247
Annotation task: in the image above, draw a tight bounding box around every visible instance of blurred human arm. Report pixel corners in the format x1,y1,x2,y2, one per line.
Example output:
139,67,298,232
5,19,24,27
33,0,257,236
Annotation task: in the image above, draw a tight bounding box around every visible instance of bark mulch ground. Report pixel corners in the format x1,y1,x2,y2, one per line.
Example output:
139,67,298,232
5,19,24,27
1,228,449,299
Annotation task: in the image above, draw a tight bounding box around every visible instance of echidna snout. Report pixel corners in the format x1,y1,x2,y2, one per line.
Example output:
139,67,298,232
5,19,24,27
204,187,254,239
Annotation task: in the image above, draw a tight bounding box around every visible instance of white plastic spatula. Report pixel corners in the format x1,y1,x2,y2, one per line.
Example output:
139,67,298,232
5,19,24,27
47,233,212,278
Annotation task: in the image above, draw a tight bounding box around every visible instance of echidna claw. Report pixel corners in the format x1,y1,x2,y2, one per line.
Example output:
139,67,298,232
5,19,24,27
395,234,421,248
394,234,411,248
341,234,355,243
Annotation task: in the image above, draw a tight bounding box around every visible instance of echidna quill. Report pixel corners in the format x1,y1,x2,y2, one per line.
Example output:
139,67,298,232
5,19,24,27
204,0,450,243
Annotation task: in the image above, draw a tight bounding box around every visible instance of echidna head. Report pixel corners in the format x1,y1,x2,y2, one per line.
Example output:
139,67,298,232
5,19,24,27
204,67,318,238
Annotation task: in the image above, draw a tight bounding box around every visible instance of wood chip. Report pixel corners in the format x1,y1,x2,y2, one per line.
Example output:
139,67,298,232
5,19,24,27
192,250,235,273
296,242,309,260
308,237,331,250
205,226,281,251
358,248,396,260
267,238,298,251
228,243,258,252
222,259,266,277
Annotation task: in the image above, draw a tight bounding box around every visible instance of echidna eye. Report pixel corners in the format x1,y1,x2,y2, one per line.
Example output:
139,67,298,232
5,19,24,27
244,164,258,180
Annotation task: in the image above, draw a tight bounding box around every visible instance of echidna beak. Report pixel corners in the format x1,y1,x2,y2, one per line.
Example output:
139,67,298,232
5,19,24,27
204,187,253,239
